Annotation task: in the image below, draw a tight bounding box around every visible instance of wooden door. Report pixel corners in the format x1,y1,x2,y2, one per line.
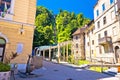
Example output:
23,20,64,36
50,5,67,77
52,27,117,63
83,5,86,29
0,38,6,62
115,46,120,63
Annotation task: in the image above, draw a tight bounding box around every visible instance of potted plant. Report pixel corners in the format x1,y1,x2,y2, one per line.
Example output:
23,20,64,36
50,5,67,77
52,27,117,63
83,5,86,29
0,62,11,80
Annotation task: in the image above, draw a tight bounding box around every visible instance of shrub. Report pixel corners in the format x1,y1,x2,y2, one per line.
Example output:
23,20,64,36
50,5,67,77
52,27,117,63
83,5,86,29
77,60,89,65
90,67,108,72
0,62,10,72
68,54,75,64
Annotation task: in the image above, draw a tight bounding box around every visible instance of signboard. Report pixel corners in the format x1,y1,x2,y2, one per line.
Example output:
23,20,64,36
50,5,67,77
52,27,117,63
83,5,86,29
16,43,23,54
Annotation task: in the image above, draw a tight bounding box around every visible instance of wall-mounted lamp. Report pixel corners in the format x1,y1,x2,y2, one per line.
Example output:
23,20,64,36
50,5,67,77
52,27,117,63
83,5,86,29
20,24,24,35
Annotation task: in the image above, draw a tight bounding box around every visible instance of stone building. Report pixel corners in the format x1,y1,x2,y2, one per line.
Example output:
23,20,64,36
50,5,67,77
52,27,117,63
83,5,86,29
0,0,36,63
84,20,96,61
94,0,120,63
72,27,86,60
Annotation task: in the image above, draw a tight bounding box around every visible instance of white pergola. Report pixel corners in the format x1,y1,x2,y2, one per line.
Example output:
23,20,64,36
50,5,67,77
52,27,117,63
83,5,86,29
35,40,73,63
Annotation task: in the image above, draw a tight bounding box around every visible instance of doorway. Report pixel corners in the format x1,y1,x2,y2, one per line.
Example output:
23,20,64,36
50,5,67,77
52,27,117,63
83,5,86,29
0,38,6,62
115,46,120,63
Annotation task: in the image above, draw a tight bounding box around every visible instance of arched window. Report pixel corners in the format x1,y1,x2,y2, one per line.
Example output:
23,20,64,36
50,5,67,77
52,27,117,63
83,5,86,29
0,38,6,44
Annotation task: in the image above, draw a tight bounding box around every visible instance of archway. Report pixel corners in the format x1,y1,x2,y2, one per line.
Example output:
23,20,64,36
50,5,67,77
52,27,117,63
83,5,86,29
0,38,6,62
115,46,120,63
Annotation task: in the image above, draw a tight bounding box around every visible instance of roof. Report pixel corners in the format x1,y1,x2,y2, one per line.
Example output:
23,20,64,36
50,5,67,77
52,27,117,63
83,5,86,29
37,44,57,50
72,27,86,36
94,0,99,8
84,20,94,32
87,20,94,27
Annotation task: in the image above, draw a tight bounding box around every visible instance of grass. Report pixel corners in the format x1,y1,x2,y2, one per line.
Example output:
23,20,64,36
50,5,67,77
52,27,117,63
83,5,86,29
77,60,90,65
90,67,108,72
76,60,108,72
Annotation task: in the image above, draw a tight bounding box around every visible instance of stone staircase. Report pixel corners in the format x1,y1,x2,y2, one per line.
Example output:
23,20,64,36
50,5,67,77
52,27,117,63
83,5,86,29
103,67,118,76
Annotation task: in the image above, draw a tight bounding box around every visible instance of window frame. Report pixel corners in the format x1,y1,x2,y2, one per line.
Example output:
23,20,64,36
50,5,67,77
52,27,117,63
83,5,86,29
87,42,89,46
96,9,99,17
102,3,105,11
97,21,100,29
110,0,114,4
92,40,94,45
104,30,107,37
112,26,117,36
76,43,78,48
0,0,11,12
98,34,101,39
103,16,107,25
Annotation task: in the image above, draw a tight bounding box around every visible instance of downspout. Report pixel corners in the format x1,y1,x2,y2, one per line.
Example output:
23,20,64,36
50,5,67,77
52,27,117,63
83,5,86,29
89,31,92,61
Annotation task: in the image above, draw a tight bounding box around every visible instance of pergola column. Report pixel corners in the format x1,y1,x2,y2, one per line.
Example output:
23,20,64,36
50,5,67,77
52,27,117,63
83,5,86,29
49,47,51,61
66,43,68,61
63,44,65,61
57,44,60,63
43,50,45,59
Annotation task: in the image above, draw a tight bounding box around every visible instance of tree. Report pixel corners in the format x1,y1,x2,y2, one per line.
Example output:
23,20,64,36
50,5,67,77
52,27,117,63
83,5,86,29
56,10,90,43
33,6,90,47
33,6,55,47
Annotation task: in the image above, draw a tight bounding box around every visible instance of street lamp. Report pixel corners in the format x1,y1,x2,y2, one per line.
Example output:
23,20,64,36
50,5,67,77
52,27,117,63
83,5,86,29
20,24,24,35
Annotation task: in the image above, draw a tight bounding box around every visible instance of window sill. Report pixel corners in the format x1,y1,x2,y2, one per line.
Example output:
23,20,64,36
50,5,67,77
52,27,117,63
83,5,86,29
0,13,13,20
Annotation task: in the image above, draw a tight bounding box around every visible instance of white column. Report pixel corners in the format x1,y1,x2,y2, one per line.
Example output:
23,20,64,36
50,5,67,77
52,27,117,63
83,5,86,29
49,47,51,61
10,0,15,14
43,50,45,59
57,44,60,63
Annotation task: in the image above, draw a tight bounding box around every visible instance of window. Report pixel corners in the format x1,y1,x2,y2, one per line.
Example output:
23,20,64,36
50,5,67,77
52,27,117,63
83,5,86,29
99,46,102,54
110,0,114,4
87,30,89,37
98,34,101,39
76,43,78,48
0,0,11,16
104,30,107,37
76,36,78,40
97,21,100,29
87,42,89,46
113,27,117,36
91,29,93,34
102,3,105,11
96,10,99,16
103,16,107,25
111,11,115,19
92,50,94,54
92,40,94,45
76,51,78,54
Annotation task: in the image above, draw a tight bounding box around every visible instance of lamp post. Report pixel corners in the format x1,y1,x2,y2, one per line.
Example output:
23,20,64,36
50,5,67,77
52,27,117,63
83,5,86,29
20,24,24,35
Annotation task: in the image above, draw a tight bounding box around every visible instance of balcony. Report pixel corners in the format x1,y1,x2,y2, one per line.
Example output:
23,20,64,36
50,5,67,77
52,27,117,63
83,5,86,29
0,11,13,20
98,37,112,45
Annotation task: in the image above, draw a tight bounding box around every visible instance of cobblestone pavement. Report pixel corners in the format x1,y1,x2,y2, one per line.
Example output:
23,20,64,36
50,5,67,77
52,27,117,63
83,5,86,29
13,61,111,80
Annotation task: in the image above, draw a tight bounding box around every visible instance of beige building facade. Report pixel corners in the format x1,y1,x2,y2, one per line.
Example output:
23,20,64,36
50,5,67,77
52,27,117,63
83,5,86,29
0,0,36,63
84,20,96,61
72,27,86,60
94,0,120,63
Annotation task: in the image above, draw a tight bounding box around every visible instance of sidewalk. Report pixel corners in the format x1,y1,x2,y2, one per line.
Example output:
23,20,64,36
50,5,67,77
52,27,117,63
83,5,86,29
14,61,112,80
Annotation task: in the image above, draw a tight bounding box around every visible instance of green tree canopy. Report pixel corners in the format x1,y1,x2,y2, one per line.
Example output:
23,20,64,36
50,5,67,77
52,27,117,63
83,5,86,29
33,6,55,47
33,6,90,47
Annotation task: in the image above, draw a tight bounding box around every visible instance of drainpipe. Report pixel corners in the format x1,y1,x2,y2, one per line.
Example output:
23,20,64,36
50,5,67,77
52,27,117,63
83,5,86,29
89,31,92,62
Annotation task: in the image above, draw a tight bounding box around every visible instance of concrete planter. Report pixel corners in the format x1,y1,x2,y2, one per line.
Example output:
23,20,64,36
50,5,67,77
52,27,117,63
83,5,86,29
0,71,11,80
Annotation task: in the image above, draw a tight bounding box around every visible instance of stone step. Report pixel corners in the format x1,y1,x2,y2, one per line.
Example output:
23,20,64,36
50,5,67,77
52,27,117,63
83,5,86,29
103,71,117,76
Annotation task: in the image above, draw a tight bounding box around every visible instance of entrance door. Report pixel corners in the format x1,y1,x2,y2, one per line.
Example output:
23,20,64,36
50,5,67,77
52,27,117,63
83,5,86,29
0,38,6,62
115,46,120,63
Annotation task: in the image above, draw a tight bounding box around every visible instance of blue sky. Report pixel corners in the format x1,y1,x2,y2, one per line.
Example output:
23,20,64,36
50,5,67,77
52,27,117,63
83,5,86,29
37,0,97,19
